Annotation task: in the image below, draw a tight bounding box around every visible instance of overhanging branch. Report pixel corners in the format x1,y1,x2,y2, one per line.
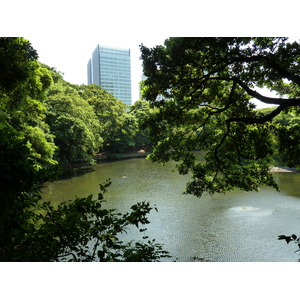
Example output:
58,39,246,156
235,53,300,86
210,76,300,106
227,103,288,124
233,77,300,106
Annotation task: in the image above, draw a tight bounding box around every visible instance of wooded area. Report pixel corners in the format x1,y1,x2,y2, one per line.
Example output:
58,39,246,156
1,37,300,261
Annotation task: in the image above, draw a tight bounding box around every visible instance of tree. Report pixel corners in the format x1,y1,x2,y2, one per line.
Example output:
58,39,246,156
79,84,130,153
140,37,300,197
44,71,103,165
0,38,57,259
129,99,152,150
0,37,56,202
0,38,169,262
11,180,170,262
78,85,152,153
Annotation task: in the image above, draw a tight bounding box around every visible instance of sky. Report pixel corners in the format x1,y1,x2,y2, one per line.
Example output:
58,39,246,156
29,35,167,102
2,0,300,106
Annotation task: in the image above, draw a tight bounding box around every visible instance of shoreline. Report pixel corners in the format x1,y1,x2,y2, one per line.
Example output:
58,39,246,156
58,153,299,181
269,166,298,173
58,151,150,180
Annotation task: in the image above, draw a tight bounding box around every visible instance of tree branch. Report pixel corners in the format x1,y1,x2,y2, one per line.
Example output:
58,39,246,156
227,103,288,124
233,77,300,106
234,53,300,86
210,76,300,106
58,252,78,261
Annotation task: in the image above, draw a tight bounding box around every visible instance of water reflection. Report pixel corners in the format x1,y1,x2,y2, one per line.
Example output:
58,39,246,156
42,159,300,262
273,172,300,198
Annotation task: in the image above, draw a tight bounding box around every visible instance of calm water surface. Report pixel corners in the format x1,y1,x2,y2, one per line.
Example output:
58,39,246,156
42,159,300,262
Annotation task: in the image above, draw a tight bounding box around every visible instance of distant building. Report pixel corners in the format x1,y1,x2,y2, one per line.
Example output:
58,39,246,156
87,45,132,106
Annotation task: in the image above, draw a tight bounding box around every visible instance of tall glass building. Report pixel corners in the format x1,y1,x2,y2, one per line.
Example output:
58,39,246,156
87,45,132,106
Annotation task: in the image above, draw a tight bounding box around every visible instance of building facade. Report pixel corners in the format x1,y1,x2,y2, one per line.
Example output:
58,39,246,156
87,45,132,106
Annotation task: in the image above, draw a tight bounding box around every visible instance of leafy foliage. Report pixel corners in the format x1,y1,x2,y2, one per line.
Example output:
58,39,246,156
8,180,169,262
78,85,151,153
0,38,57,192
0,38,57,260
44,68,103,164
275,108,300,167
278,234,300,261
140,37,300,196
0,38,168,262
129,99,152,150
78,84,127,152
44,80,152,163
141,37,300,261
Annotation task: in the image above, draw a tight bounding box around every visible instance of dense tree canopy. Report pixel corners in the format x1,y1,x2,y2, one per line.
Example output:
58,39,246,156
0,37,167,261
0,38,57,259
44,69,103,164
2,36,300,261
78,84,133,153
129,99,152,150
140,37,300,196
43,68,151,164
0,38,56,199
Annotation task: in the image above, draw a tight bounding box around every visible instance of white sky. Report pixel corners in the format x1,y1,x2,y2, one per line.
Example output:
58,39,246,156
2,0,300,105
29,35,166,102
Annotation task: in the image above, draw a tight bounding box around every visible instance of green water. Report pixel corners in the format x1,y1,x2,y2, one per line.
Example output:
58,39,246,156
42,159,300,261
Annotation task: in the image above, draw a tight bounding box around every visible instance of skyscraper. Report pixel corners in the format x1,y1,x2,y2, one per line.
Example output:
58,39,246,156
87,45,132,105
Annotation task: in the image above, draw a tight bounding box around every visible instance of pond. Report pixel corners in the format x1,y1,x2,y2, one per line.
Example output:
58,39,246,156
42,158,300,261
